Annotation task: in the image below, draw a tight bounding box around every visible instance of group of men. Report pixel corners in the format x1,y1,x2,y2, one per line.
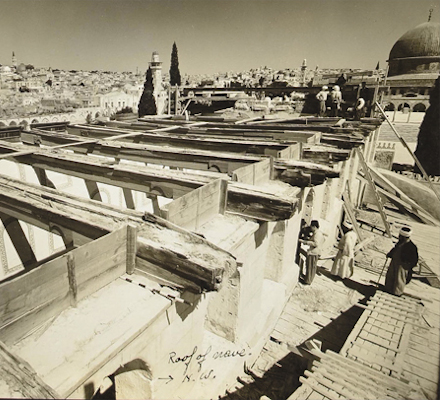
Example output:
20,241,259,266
298,220,419,296
315,85,342,117
315,82,372,119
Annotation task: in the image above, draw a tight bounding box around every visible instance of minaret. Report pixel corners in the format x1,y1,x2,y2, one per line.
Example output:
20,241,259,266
301,59,307,87
12,51,17,67
149,51,163,95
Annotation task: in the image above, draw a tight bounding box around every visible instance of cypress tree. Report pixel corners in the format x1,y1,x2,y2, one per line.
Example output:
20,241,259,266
414,76,440,176
138,67,157,117
169,42,181,86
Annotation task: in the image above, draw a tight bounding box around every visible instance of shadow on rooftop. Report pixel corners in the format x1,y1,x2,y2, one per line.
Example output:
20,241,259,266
222,270,376,400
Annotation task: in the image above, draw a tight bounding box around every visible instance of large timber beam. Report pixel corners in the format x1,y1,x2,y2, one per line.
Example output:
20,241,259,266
0,175,235,292
0,141,297,221
23,129,260,173
67,124,294,156
134,117,381,136
20,130,337,186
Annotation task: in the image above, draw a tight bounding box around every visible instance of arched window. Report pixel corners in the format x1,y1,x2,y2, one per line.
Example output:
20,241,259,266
397,103,410,111
412,103,426,112
384,103,395,111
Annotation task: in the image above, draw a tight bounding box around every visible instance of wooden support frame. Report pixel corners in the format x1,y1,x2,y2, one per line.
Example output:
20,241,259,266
0,175,234,292
0,140,296,222
341,190,364,242
356,147,392,237
18,130,339,183
161,179,228,230
0,212,37,270
67,124,294,156
231,159,271,186
0,226,127,345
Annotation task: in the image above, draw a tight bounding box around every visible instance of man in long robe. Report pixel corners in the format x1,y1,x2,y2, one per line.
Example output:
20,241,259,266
385,226,418,296
331,220,357,279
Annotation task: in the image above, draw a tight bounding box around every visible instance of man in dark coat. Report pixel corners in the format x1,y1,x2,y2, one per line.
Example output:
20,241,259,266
385,226,419,296
299,220,324,285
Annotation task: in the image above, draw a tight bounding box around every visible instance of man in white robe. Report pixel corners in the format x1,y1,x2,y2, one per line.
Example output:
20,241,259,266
331,220,357,279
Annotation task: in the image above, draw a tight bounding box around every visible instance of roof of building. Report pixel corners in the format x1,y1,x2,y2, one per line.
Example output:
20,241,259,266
389,22,440,61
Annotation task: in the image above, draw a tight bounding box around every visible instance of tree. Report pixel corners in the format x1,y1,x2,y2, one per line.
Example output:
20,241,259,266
138,67,157,117
414,76,440,176
169,42,181,86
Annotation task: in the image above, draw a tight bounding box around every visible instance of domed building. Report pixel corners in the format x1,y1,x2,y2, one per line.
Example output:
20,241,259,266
382,20,440,112
388,22,440,77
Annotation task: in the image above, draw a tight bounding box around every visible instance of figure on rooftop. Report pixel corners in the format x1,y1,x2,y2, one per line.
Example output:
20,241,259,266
316,86,329,117
384,226,419,296
330,85,343,117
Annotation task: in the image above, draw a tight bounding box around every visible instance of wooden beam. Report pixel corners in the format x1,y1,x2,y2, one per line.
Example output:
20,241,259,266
0,212,37,270
342,191,364,242
161,179,228,230
21,130,259,173
126,224,137,275
84,180,102,202
33,167,57,189
67,124,294,156
66,253,77,307
368,166,439,226
123,188,135,209
0,340,60,398
0,141,296,221
356,148,392,237
0,176,234,292
20,130,337,184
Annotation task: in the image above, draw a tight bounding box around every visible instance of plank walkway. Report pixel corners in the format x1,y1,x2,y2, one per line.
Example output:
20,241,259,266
222,263,377,400
290,289,439,400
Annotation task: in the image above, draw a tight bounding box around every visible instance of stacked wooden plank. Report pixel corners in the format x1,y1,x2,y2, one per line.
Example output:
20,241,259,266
295,349,424,400
290,291,437,400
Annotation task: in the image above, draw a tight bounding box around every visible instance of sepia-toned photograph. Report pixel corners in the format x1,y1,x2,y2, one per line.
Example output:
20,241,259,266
0,1,439,399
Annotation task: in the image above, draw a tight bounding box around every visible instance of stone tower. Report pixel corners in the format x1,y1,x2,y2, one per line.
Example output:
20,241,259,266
12,51,17,67
301,59,307,86
149,51,163,96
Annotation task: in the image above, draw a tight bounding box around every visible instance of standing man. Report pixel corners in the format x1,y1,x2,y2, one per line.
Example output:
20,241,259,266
385,226,419,296
299,220,324,285
331,220,357,280
316,86,329,117
330,85,343,117
358,82,372,116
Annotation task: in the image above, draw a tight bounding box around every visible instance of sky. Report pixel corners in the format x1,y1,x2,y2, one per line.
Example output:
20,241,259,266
0,0,439,75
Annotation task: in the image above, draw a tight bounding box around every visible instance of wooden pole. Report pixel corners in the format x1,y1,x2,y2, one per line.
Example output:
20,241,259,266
356,148,392,238
126,224,137,275
375,101,440,203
